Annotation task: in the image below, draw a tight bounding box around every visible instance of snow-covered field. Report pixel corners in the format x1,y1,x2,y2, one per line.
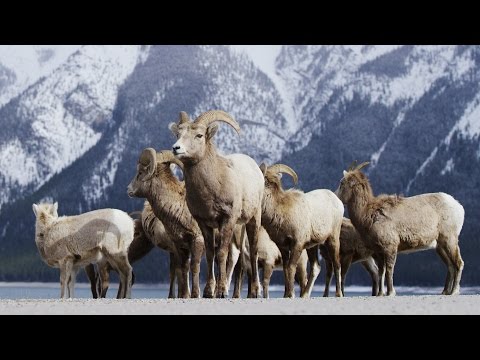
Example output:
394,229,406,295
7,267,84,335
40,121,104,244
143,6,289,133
1,295,479,315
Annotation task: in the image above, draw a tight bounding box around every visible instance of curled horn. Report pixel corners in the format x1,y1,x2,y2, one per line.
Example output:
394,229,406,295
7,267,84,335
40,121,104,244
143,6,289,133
156,150,184,170
138,148,157,181
179,111,191,124
355,161,370,171
194,110,241,134
347,160,358,172
268,164,298,185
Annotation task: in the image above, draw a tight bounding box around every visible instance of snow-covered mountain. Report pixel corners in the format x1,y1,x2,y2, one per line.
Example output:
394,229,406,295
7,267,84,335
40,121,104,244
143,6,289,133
0,45,80,107
0,45,149,209
1,45,480,286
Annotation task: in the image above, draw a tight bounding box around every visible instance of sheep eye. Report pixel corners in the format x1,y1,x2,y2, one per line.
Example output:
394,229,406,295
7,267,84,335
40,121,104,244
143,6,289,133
196,134,203,139
39,233,44,238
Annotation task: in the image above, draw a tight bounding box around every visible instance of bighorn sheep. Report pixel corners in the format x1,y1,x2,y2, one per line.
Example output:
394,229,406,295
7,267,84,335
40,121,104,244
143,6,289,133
85,218,154,298
227,226,308,298
321,218,379,297
170,110,264,298
86,202,181,299
335,162,465,296
259,163,344,298
127,149,204,298
32,202,134,299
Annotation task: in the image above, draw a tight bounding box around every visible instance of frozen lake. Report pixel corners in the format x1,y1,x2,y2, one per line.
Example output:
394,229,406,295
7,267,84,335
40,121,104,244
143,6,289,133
0,282,479,299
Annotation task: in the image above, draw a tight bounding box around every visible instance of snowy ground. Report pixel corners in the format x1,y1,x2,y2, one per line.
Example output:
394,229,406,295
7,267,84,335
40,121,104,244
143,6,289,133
1,295,479,315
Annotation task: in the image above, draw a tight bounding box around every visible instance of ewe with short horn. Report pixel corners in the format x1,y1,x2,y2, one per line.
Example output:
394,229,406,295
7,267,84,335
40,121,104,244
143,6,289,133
335,163,465,296
267,164,299,185
259,163,344,298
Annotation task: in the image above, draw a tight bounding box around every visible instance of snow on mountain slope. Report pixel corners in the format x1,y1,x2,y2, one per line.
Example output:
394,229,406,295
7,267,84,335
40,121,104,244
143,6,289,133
230,45,296,133
196,45,289,163
0,45,144,210
0,45,80,107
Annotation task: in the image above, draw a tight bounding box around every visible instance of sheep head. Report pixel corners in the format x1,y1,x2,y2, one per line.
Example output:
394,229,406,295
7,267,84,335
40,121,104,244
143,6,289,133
32,202,59,240
32,202,58,220
127,148,183,198
260,163,298,192
169,110,240,164
335,161,370,204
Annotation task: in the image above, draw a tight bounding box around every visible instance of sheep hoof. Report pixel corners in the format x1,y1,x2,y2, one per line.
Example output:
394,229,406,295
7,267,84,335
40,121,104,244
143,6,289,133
450,288,460,296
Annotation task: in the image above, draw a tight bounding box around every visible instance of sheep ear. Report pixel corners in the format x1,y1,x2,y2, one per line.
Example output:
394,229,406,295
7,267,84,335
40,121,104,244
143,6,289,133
206,124,218,140
53,202,58,214
343,170,348,177
32,204,38,217
168,122,179,135
259,163,267,176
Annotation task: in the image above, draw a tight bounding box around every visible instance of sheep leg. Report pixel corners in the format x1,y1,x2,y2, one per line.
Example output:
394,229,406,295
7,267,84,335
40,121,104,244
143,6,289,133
324,260,333,297
98,264,110,298
295,256,308,297
361,257,380,296
279,248,290,298
67,267,78,298
373,253,385,296
441,240,464,295
168,252,176,298
59,258,73,299
384,251,397,296
59,263,67,299
326,236,343,297
190,236,203,298
245,219,261,298
216,221,235,298
233,256,244,298
285,245,303,298
171,249,186,298
116,256,133,299
84,264,99,298
436,246,454,295
340,255,353,297
262,264,274,299
180,248,191,298
304,246,321,298
199,225,216,298
226,240,241,297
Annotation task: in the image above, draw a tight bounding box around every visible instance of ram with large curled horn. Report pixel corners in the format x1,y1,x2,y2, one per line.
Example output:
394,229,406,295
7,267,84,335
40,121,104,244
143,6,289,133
259,162,345,298
127,148,204,298
169,110,264,298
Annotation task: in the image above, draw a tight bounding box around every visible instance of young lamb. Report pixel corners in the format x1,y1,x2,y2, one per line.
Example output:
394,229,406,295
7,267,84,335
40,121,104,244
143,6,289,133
335,162,465,296
32,202,134,299
321,218,379,297
127,149,204,298
227,225,308,298
259,163,344,298
170,110,264,298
